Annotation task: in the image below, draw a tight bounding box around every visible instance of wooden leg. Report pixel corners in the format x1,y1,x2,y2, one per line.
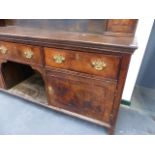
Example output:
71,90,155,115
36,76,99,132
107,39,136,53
107,126,115,135
0,60,6,89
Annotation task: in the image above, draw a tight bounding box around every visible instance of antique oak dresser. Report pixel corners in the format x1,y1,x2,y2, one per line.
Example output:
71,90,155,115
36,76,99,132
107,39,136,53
0,19,137,134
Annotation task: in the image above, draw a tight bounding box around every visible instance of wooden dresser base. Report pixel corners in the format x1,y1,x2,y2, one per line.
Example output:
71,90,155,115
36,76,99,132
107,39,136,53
0,47,134,135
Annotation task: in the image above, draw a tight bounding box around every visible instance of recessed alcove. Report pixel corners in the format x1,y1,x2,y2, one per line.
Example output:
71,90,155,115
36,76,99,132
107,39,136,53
1,61,47,104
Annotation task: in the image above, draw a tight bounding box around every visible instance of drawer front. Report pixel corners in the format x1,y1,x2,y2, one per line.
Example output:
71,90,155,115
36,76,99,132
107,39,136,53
47,71,117,124
0,41,15,59
45,48,121,80
0,41,42,65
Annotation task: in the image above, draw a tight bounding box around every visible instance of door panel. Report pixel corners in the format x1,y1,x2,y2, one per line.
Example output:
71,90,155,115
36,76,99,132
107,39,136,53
47,71,116,124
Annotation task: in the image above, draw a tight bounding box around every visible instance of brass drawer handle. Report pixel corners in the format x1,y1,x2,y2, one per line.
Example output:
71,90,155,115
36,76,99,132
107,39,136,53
0,46,8,54
91,59,107,71
53,54,65,64
48,86,53,94
24,50,34,59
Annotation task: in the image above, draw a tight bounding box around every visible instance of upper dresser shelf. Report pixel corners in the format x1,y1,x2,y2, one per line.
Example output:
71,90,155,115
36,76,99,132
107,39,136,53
0,19,138,53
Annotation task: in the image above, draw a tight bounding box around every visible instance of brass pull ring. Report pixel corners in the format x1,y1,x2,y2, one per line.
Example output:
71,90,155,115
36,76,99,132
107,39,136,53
53,54,65,64
91,59,107,71
0,46,8,54
24,50,34,59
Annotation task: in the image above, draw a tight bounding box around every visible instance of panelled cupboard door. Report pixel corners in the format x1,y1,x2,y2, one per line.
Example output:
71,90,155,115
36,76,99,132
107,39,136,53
47,71,117,124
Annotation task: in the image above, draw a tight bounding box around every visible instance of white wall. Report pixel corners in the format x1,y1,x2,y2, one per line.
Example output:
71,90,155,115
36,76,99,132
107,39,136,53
136,22,155,88
122,19,154,101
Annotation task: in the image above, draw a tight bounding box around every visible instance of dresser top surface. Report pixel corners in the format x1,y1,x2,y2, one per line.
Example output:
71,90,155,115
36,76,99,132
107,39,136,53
0,26,137,52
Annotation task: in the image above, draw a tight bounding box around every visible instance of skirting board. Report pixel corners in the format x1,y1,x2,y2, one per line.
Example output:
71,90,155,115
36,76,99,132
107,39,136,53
121,99,131,106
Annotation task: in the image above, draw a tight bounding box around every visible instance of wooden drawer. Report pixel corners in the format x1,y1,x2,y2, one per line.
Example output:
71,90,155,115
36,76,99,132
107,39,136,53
0,41,42,65
45,48,121,80
46,70,117,124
